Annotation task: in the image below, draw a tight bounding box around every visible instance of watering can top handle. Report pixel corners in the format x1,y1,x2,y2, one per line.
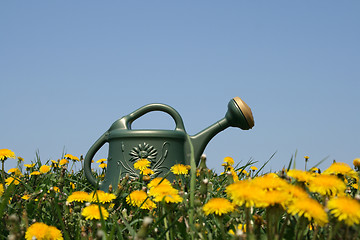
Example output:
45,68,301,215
125,103,186,131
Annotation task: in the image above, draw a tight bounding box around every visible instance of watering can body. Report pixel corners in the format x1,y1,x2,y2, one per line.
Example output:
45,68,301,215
84,97,254,191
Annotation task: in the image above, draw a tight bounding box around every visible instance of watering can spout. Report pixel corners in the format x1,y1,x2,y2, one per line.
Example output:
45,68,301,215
189,97,255,165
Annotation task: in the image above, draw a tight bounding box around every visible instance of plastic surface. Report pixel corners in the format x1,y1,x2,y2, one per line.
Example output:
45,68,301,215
84,97,254,191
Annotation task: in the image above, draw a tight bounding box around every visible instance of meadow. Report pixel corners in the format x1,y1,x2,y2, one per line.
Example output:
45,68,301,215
1,148,360,240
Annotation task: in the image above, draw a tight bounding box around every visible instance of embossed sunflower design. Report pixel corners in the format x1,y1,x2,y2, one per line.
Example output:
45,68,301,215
129,142,158,163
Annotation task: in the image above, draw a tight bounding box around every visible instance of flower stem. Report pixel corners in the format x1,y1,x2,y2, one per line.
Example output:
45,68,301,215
1,159,5,185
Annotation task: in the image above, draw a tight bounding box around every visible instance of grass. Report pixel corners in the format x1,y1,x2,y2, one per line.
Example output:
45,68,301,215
0,151,360,240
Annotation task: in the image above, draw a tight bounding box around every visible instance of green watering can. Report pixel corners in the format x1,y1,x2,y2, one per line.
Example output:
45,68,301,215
84,97,254,191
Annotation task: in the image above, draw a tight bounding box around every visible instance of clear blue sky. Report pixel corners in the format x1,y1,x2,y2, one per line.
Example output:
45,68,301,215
1,1,359,174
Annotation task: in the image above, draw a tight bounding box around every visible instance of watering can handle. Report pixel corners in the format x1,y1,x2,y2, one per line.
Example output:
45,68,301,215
125,103,186,131
84,132,108,187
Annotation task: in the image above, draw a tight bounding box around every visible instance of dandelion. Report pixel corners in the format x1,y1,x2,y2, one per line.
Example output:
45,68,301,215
287,169,313,183
226,180,265,207
0,183,3,196
250,166,258,171
0,149,16,161
39,165,51,174
5,176,20,185
96,158,107,163
64,154,79,161
229,224,246,235
287,197,328,226
24,163,35,169
328,196,360,226
324,162,358,180
223,156,234,166
134,159,151,171
22,194,31,200
17,156,24,162
251,173,289,191
353,158,360,168
141,168,154,175
90,190,116,204
171,164,190,175
81,204,109,220
46,225,64,240
59,159,69,166
30,171,41,176
126,190,156,210
308,174,346,196
147,177,172,189
25,222,48,240
67,191,91,203
256,190,292,208
287,185,310,200
148,184,183,203
202,197,235,216
7,168,22,176
99,163,107,169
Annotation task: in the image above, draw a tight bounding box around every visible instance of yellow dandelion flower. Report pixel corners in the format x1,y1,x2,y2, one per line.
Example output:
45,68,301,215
59,159,69,166
147,177,172,189
46,225,64,240
287,197,328,226
70,182,75,189
141,168,154,175
39,165,51,173
250,166,258,171
251,173,289,191
134,159,151,171
5,176,20,186
226,180,265,207
308,174,346,196
67,191,90,203
148,184,183,203
90,190,116,204
287,185,310,201
229,170,239,182
229,224,246,235
25,222,48,240
328,196,360,226
64,154,79,161
223,156,235,166
7,168,22,176
22,194,31,200
0,184,4,196
0,149,16,161
99,163,107,169
126,190,157,210
256,190,292,208
324,162,358,180
353,158,360,167
30,171,41,176
287,169,313,183
171,164,190,175
202,198,235,216
24,163,35,168
81,204,109,220
17,157,24,162
304,156,309,160
238,169,249,176
96,158,107,163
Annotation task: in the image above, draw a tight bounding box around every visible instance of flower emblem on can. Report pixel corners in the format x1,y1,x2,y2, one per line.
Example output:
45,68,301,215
129,142,158,163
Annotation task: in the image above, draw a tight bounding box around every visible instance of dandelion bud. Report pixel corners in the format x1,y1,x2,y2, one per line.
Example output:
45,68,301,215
108,184,113,192
143,175,150,181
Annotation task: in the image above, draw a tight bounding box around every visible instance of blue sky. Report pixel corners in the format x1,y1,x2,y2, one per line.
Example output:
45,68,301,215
1,1,359,174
